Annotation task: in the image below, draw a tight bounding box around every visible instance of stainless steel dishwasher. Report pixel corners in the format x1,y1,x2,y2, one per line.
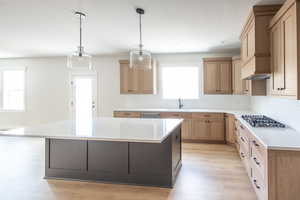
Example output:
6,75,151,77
140,112,161,118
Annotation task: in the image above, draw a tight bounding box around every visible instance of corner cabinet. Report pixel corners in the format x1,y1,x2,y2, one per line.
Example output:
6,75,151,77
119,60,157,94
203,57,232,94
240,5,281,79
269,0,299,99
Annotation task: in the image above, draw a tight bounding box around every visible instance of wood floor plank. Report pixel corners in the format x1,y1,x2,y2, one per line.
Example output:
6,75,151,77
0,136,257,200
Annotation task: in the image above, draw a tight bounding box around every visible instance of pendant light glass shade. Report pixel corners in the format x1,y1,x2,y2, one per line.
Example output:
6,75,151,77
68,47,92,69
129,8,151,69
129,48,151,69
67,11,92,70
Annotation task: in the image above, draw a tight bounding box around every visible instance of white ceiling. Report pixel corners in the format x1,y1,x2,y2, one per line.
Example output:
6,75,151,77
0,0,285,58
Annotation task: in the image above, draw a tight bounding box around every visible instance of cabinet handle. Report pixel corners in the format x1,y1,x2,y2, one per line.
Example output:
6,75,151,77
252,140,259,147
240,125,244,130
240,136,245,143
240,152,245,158
253,179,261,190
253,157,260,166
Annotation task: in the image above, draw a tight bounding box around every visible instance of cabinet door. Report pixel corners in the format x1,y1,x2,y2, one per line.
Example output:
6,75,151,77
137,68,153,94
270,21,283,95
225,115,235,144
181,119,192,140
120,63,139,94
281,6,297,97
209,119,225,141
232,59,246,95
247,25,255,59
204,62,219,94
219,62,232,94
241,36,248,64
244,80,251,95
192,119,210,140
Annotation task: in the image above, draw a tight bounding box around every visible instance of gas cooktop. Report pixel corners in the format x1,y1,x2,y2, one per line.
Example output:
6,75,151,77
241,115,286,128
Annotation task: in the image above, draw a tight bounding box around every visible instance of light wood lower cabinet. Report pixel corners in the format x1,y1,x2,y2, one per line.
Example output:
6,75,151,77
114,111,141,118
235,118,300,200
225,114,236,144
114,111,225,143
191,118,225,143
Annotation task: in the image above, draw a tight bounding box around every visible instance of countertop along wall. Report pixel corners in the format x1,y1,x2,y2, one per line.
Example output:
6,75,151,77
0,53,251,128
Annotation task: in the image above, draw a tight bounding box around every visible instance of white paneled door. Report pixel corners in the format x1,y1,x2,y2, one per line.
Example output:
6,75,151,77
70,72,97,133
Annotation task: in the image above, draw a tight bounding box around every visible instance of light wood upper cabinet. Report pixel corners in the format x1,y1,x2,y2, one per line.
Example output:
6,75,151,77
244,80,266,96
232,57,246,95
203,57,232,94
240,5,281,79
270,0,299,99
119,60,157,94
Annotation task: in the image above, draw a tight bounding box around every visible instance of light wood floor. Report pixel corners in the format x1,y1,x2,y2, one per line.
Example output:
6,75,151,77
0,136,257,200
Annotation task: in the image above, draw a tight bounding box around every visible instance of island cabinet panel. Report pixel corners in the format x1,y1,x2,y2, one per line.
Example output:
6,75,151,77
48,139,87,171
45,125,182,188
87,141,128,174
129,139,172,175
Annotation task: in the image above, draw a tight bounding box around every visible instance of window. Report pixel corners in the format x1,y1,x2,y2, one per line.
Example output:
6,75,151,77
0,68,26,111
161,66,199,99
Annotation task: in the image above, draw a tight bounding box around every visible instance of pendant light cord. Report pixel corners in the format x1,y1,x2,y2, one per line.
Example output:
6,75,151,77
79,13,83,55
139,13,142,51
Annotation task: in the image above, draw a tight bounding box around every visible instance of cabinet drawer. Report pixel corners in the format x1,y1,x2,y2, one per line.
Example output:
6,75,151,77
249,134,266,160
160,112,192,119
192,113,224,119
251,164,266,200
114,111,141,118
238,134,249,153
239,143,250,176
250,144,265,180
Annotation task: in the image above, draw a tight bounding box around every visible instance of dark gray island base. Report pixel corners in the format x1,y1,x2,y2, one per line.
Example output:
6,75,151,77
45,126,182,188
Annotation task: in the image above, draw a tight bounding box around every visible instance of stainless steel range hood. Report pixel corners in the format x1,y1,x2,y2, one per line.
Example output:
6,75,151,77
244,73,271,80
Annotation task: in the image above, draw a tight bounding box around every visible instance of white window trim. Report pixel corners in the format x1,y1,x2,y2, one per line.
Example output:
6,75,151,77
160,65,200,100
0,66,27,112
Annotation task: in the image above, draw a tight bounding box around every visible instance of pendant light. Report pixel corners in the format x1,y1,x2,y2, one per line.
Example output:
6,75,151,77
129,8,151,69
67,11,92,70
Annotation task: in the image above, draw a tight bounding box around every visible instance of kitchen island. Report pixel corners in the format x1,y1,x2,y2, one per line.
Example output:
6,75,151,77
5,117,183,188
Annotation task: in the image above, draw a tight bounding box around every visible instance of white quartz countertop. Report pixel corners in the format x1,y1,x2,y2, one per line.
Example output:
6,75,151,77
0,117,183,143
115,108,300,151
115,108,253,115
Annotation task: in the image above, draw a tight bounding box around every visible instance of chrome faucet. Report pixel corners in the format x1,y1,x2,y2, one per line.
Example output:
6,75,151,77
178,98,184,109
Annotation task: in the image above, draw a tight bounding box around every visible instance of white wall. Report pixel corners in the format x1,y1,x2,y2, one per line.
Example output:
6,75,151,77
251,96,300,131
123,53,251,110
0,53,251,128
